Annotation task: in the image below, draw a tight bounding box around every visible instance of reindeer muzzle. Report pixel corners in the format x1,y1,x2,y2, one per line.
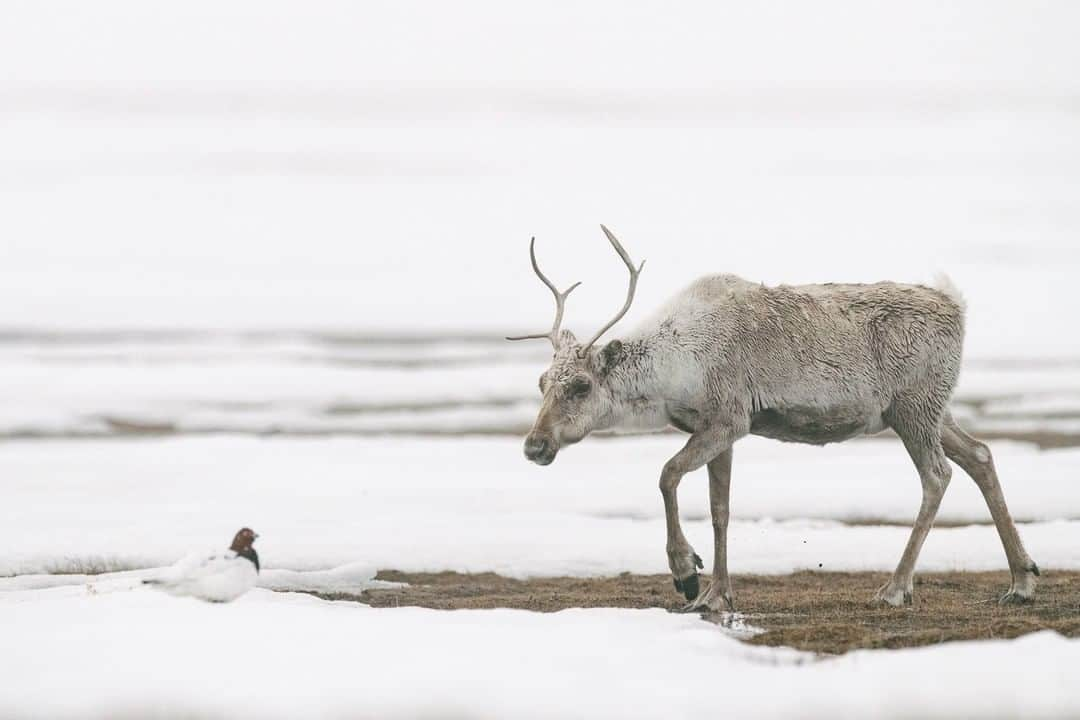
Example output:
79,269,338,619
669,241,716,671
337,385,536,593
523,433,557,466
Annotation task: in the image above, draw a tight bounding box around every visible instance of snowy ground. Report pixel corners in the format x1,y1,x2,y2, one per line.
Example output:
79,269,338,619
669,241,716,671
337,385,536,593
0,428,1074,715
1,587,1078,720
3,435,1080,579
3,434,1080,718
2,335,1080,719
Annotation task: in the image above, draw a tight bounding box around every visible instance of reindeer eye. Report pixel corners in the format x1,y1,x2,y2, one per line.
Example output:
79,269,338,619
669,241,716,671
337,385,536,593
567,376,592,399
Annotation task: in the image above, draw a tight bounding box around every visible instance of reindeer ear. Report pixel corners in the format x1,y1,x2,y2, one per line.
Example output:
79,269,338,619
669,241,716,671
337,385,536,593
598,339,625,374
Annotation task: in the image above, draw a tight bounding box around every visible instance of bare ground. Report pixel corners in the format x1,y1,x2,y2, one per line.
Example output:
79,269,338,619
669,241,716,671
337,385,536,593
312,569,1080,655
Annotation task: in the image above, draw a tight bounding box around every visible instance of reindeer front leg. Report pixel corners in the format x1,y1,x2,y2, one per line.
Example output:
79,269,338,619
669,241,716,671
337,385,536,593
661,467,703,602
660,424,740,604
686,448,735,612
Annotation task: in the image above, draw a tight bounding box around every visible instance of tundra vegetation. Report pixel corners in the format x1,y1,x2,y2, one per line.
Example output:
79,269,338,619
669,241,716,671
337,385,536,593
339,569,1080,655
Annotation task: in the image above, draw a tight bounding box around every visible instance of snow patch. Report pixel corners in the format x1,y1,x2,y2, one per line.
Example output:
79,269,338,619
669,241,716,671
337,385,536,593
0,589,1076,719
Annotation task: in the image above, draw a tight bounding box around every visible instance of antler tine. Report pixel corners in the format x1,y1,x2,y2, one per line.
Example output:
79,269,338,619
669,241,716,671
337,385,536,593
580,225,645,355
506,237,582,347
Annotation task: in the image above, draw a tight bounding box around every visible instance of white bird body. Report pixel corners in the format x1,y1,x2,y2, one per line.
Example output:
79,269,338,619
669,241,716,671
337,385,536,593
143,528,260,603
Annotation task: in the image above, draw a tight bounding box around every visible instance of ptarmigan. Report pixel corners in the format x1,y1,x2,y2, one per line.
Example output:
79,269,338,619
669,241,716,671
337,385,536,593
143,528,260,602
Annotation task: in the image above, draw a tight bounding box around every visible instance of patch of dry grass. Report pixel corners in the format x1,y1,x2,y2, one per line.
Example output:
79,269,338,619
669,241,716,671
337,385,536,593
43,556,147,576
315,569,1080,655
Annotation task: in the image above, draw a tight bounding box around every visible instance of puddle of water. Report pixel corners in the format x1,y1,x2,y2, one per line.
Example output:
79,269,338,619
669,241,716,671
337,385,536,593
699,611,766,639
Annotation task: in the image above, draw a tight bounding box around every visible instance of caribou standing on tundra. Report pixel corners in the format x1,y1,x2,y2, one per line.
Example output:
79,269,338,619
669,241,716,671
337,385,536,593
508,226,1038,611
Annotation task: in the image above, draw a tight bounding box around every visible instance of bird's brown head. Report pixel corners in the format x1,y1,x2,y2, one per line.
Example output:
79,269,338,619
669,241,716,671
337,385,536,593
230,527,259,552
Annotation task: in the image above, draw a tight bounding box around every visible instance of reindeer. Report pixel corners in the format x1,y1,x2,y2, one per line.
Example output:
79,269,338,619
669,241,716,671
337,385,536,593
508,226,1038,611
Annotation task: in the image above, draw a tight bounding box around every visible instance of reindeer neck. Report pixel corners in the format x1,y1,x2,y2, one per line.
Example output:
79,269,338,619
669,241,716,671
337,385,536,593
596,336,673,431
613,321,708,404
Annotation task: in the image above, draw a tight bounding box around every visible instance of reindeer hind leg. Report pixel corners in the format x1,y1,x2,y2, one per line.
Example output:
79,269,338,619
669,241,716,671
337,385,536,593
941,411,1038,603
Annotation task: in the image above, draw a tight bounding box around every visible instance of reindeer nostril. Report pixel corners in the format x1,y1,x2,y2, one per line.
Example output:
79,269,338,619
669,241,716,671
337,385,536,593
524,435,552,462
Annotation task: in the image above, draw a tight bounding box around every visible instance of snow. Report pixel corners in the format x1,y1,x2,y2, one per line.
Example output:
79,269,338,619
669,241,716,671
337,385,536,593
3,435,1079,579
0,587,1076,719
0,561,397,597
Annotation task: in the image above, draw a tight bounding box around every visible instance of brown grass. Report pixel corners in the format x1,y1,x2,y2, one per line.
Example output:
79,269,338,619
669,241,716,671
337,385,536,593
313,569,1080,655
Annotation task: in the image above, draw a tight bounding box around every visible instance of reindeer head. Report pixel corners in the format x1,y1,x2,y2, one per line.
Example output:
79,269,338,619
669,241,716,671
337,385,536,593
508,226,643,465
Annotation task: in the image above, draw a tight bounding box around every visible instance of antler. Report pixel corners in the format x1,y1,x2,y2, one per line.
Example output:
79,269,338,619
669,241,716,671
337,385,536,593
506,237,582,348
579,225,645,355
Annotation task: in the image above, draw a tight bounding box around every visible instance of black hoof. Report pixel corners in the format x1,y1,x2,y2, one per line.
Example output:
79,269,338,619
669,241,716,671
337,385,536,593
673,573,700,602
